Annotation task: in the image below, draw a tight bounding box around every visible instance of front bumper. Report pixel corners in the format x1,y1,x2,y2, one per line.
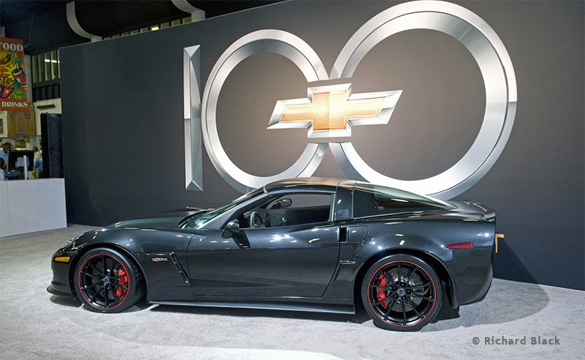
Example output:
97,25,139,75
47,253,75,298
47,284,74,298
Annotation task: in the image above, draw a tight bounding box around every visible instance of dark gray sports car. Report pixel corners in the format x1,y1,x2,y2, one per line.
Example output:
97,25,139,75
48,177,496,331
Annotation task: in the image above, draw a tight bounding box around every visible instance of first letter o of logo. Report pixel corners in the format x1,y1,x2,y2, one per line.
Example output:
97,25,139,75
201,30,330,192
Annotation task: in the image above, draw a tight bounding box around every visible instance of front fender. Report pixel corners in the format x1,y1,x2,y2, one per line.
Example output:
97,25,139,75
61,227,195,302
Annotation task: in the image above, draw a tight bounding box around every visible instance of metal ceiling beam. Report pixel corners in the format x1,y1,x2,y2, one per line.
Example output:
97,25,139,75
171,0,206,21
66,2,101,42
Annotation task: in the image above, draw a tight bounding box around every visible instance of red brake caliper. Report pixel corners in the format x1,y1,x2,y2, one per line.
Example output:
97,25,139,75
376,274,387,309
116,268,128,299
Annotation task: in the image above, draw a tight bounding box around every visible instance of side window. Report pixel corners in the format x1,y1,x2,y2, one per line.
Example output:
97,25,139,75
266,193,333,227
353,189,431,218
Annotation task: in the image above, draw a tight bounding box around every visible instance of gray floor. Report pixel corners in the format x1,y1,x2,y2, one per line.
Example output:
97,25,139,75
0,225,584,360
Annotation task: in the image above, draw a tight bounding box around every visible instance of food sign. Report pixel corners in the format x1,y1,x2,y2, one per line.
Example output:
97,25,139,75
0,38,28,111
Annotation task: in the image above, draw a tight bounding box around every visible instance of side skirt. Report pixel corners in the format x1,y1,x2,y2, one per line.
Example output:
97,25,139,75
148,300,355,315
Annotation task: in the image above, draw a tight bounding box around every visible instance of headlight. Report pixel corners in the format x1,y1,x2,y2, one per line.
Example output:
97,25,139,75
54,234,85,263
61,234,82,249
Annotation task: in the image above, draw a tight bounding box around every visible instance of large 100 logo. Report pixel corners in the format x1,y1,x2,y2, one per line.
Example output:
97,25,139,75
183,1,516,200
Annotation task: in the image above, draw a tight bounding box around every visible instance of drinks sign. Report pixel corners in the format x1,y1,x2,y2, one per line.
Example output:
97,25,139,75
0,38,28,111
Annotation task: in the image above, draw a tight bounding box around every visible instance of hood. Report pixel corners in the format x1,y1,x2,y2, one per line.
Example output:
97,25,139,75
108,208,211,230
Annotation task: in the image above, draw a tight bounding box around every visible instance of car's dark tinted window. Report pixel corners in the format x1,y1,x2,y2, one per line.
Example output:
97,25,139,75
242,193,333,228
353,184,445,218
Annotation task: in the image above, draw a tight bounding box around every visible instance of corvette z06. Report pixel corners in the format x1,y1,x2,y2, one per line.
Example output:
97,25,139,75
48,177,496,331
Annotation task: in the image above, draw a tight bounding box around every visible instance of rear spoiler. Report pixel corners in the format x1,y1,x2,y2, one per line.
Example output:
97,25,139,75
462,201,496,221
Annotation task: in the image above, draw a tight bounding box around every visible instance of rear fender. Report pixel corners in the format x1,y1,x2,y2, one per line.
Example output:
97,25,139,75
353,238,458,309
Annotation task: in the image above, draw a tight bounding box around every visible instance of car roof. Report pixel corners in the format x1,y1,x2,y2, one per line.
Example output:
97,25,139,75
263,177,356,192
263,177,451,208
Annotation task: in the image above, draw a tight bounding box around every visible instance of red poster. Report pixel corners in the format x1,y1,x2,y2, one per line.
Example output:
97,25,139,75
0,38,28,111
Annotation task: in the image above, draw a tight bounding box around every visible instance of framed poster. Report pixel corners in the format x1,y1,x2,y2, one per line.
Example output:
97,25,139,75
7,105,35,138
0,38,28,111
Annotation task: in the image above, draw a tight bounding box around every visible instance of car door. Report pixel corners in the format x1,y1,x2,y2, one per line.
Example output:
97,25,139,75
187,192,340,299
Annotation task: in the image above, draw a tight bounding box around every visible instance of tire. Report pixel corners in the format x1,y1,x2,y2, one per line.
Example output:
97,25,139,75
73,248,144,313
361,254,442,331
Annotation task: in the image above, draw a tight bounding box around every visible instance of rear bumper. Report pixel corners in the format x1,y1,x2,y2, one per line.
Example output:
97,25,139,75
460,262,493,305
447,247,494,307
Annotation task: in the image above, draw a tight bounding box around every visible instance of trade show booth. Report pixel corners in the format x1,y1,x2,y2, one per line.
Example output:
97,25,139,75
0,178,67,237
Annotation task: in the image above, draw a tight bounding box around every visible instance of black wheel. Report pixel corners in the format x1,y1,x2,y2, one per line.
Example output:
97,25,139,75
74,248,144,313
361,254,442,331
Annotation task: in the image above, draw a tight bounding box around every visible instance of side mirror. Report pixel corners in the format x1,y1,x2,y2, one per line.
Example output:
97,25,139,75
222,219,250,249
271,198,292,209
222,219,240,238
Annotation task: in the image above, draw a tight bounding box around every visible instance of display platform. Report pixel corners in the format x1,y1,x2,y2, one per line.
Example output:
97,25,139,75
1,225,583,360
0,178,67,237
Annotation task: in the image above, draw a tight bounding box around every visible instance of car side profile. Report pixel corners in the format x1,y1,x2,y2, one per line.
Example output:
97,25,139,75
48,177,496,331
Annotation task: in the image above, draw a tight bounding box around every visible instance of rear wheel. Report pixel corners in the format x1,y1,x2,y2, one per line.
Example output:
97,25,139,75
361,254,442,331
74,248,144,313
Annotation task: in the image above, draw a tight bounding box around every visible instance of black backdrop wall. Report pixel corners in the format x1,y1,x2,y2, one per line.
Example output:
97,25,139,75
60,0,584,290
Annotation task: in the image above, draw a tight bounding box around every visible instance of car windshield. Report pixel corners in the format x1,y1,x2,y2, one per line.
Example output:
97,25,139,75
187,188,264,229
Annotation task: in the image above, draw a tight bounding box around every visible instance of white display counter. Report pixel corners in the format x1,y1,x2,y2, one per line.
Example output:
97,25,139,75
0,178,67,237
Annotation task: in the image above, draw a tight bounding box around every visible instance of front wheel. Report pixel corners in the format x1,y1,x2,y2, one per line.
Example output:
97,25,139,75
73,248,144,313
361,254,442,331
